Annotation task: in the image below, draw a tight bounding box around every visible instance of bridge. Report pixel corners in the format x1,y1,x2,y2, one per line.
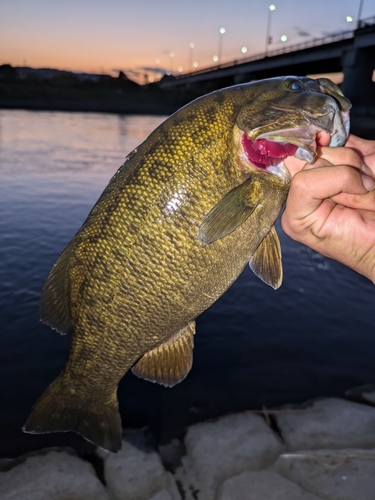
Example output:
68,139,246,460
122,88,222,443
158,17,375,113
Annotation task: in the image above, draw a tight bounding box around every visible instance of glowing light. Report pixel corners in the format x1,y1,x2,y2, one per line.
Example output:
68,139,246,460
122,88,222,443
149,77,154,83
193,61,198,68
269,4,276,11
219,27,226,34
241,46,248,53
178,66,183,72
213,55,219,62
190,42,195,49
155,58,160,64
170,51,175,57
346,15,353,22
280,34,288,42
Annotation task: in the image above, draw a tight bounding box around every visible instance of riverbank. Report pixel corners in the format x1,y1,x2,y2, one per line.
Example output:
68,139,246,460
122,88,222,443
2,70,374,140
0,75,196,116
1,392,375,500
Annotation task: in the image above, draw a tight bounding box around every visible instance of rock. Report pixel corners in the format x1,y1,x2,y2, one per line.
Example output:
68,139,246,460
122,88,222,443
181,411,284,500
148,487,181,500
274,448,375,500
173,465,199,500
217,470,323,499
97,435,180,500
345,384,375,406
158,439,185,472
276,398,375,450
363,391,375,405
0,450,109,500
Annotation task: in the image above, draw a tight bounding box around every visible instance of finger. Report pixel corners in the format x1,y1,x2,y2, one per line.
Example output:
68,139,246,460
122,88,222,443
317,146,364,171
345,134,371,151
284,165,369,221
283,156,307,177
316,130,331,147
330,190,375,210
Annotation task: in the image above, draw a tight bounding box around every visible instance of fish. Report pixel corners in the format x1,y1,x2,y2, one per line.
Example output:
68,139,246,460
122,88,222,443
23,76,351,452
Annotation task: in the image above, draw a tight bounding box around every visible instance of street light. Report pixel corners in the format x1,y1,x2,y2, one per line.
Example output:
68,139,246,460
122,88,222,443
280,34,288,42
218,27,226,64
265,4,276,56
189,42,195,71
357,0,364,28
169,51,175,73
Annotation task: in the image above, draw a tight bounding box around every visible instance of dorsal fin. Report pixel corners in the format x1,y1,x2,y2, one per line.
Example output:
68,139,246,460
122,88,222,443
40,245,74,334
132,321,196,387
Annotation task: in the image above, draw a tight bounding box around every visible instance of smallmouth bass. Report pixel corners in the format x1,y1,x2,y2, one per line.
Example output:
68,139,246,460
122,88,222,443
24,76,351,452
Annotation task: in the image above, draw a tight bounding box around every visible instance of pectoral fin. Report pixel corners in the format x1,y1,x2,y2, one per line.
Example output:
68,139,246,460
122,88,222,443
198,176,262,244
132,321,196,387
249,226,283,289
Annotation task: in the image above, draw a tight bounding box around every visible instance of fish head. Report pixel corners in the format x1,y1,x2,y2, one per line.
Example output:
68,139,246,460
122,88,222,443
234,76,351,178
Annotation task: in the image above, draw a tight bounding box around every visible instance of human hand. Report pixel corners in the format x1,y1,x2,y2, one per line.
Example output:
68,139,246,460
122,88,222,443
281,144,375,283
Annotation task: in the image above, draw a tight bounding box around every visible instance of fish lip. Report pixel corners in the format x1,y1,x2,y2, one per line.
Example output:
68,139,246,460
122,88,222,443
301,108,335,133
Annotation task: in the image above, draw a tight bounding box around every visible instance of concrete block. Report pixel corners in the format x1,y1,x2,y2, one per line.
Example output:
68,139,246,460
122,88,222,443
217,470,323,500
181,411,284,500
97,436,179,500
274,448,375,500
0,450,108,500
276,398,375,450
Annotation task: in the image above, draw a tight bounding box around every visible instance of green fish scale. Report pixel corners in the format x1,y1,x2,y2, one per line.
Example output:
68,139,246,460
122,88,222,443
62,93,247,395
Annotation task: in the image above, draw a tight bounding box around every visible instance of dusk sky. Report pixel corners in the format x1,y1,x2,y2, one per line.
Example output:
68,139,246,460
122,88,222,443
1,0,374,82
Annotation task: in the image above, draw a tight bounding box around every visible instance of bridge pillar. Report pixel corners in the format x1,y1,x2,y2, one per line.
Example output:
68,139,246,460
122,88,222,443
341,47,375,109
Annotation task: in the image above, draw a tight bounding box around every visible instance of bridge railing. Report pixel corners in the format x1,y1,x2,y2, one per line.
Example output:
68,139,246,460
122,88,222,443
358,16,375,28
173,15,375,80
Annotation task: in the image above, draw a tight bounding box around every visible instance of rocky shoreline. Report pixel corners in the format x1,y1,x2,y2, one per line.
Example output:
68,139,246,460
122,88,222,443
1,393,375,500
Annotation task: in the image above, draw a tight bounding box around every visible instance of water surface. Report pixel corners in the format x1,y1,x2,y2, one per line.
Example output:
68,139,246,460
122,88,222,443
1,110,374,458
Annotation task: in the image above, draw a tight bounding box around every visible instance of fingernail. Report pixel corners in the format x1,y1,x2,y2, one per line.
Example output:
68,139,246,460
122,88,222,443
361,174,375,191
361,163,375,179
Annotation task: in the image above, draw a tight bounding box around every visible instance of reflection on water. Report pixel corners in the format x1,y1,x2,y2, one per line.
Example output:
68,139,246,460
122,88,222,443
1,110,375,458
0,110,164,177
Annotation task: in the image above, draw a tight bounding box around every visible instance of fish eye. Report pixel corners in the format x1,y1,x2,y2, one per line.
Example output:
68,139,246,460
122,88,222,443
288,80,302,91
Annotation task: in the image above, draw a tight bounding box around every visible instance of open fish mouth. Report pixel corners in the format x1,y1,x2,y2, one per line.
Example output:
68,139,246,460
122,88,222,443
242,106,350,172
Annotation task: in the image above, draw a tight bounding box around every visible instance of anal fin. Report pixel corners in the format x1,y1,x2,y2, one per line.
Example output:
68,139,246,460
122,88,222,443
132,321,196,387
249,226,283,289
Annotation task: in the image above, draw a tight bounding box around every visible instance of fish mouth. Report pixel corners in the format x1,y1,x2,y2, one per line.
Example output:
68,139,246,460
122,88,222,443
241,106,350,173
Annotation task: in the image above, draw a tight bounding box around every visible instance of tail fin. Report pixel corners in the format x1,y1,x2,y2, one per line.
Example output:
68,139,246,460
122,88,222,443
23,375,122,452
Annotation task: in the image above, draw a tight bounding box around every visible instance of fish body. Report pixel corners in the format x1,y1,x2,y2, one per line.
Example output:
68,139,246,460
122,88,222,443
24,76,351,451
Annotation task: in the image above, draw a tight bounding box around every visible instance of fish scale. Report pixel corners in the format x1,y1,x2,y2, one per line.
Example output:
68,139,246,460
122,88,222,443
24,76,351,452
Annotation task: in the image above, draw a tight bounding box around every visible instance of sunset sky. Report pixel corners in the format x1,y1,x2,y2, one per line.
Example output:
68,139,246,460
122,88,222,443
1,0,374,82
